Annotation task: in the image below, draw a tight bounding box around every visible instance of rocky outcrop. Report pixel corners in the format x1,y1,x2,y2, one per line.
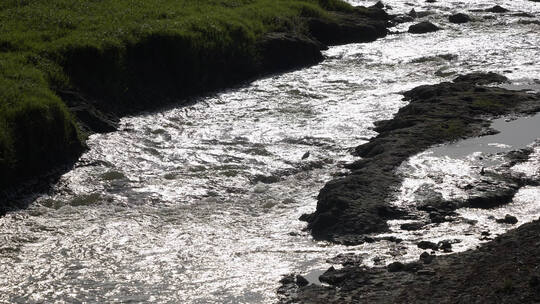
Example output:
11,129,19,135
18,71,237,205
408,21,441,34
280,220,540,303
303,73,540,243
485,5,509,13
449,13,471,24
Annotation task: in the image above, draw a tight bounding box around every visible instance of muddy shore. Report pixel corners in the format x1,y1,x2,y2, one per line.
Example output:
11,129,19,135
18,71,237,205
280,73,540,302
302,72,540,244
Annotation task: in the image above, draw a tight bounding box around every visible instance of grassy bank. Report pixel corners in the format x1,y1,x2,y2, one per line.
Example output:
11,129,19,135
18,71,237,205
0,0,358,188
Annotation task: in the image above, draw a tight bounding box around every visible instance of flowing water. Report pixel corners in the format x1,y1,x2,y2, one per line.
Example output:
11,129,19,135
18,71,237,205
1,1,540,303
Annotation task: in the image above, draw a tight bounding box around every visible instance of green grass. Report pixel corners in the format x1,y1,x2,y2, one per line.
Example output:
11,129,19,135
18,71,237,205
0,0,352,186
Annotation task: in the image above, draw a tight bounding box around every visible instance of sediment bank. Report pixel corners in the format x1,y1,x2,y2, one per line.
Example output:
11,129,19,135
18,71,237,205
303,72,540,243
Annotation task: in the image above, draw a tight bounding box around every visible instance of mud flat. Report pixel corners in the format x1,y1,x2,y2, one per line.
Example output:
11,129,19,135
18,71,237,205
280,72,540,303
302,72,540,244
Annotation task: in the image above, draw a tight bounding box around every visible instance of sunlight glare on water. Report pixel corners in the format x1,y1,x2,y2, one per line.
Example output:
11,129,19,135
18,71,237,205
1,0,539,303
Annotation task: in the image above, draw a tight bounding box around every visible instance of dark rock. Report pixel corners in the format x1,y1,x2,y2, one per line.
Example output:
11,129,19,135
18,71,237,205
449,13,471,24
438,240,453,252
279,274,295,284
496,214,518,225
465,182,518,209
408,9,417,18
373,1,384,9
251,174,281,184
400,222,425,231
408,21,440,34
485,5,509,13
296,275,309,287
453,72,508,85
387,262,405,272
513,12,535,18
327,253,363,265
418,241,438,250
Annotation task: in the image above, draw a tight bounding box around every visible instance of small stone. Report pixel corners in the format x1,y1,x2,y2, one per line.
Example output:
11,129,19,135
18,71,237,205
438,240,453,252
373,1,384,9
296,275,309,287
408,21,441,34
400,222,424,231
449,13,471,24
485,5,509,13
418,241,438,250
496,214,518,224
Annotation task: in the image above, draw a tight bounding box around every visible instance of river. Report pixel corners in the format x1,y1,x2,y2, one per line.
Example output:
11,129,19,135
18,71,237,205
1,0,539,303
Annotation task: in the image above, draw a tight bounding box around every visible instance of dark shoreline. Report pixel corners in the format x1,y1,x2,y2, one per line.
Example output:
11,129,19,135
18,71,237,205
280,73,540,303
302,72,540,244
0,6,389,211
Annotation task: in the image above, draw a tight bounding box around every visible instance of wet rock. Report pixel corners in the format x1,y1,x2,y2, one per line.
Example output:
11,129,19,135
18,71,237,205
373,1,384,9
279,274,295,285
301,151,310,160
408,9,417,19
453,72,508,85
513,12,535,18
518,19,540,26
496,214,518,225
296,275,309,287
449,13,471,24
251,174,281,184
387,262,405,272
327,253,363,266
400,222,425,231
418,241,438,250
289,220,540,303
485,5,509,13
438,240,453,252
464,181,518,209
319,267,348,285
408,21,440,34
375,236,403,243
